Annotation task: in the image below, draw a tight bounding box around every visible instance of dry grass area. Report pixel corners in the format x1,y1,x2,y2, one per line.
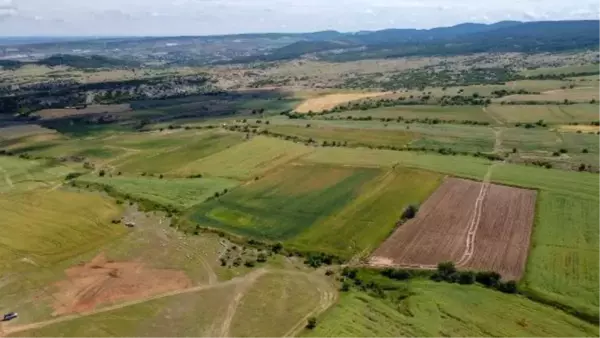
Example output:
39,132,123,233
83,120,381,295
370,178,537,280
51,252,191,315
36,104,131,120
295,92,389,113
0,125,57,140
557,125,600,133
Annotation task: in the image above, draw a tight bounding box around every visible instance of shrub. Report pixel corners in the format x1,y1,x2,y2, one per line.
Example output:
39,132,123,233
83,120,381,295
244,260,255,268
475,271,501,287
257,253,267,263
401,205,418,220
457,271,475,284
271,242,283,254
559,148,567,154
98,170,106,177
306,317,317,329
341,281,351,292
582,148,589,153
496,280,518,293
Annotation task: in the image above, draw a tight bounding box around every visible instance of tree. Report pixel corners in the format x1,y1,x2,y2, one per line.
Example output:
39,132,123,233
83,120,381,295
98,170,106,177
437,261,456,280
271,242,283,254
306,317,317,329
496,280,518,293
476,271,501,287
457,271,475,284
401,205,418,220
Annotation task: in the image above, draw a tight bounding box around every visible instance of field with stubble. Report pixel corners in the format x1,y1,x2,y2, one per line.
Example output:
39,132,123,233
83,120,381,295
369,177,537,280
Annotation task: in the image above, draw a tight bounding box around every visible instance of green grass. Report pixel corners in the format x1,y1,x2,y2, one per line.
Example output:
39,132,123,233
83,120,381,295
188,164,381,241
0,189,125,272
229,272,324,337
113,132,244,175
0,156,73,192
288,167,443,258
172,136,313,180
265,124,415,148
486,104,600,124
521,191,599,320
304,281,598,337
302,147,491,180
331,105,492,122
77,175,239,210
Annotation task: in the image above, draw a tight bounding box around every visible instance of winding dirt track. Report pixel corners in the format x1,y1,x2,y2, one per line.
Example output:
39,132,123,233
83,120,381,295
1,268,337,337
1,270,267,336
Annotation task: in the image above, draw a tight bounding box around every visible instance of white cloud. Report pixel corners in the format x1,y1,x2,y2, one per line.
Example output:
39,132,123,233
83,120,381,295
0,0,598,35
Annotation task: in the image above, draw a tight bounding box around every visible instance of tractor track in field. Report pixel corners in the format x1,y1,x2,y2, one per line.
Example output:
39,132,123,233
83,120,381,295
0,166,14,191
0,269,268,337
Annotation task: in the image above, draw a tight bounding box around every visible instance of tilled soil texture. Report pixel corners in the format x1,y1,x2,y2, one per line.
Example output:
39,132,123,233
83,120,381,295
51,253,191,315
369,177,536,280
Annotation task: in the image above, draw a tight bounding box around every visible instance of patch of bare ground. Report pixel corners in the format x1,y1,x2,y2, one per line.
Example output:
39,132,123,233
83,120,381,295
51,252,192,315
295,92,390,113
36,104,131,120
369,177,537,279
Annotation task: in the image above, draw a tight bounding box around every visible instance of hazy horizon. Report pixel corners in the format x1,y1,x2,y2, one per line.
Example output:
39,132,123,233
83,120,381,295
0,0,599,36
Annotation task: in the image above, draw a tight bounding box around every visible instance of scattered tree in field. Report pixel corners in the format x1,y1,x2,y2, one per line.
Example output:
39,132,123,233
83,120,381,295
271,242,283,253
475,271,502,287
401,205,418,220
306,317,317,329
98,170,106,177
582,148,589,153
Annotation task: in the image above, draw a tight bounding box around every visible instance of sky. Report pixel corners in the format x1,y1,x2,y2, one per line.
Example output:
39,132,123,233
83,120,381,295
0,0,599,36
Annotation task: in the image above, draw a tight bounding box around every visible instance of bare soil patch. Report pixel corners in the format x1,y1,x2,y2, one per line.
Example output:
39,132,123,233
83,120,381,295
36,104,131,120
557,125,600,133
51,253,191,315
295,92,389,113
369,178,536,279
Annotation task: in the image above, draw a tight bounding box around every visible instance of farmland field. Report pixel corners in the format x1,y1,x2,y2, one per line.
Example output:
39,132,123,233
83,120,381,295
265,125,415,148
76,175,239,210
370,178,537,280
304,281,598,337
521,191,599,319
172,136,313,180
485,104,600,124
295,92,389,113
0,189,124,272
0,156,73,192
521,64,600,76
496,87,599,103
331,105,492,122
187,164,381,240
288,167,443,258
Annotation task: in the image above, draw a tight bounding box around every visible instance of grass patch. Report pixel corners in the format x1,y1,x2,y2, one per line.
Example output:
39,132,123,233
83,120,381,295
0,189,124,272
76,175,239,210
288,167,443,258
332,105,491,122
172,136,313,180
304,281,598,337
187,164,380,240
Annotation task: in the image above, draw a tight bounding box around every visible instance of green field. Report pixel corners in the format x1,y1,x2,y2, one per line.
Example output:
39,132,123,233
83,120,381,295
302,147,491,180
0,156,73,192
486,104,600,124
188,164,381,241
265,124,415,148
0,189,124,272
330,105,492,122
304,281,598,337
288,167,443,258
172,136,313,180
77,175,239,210
522,191,599,319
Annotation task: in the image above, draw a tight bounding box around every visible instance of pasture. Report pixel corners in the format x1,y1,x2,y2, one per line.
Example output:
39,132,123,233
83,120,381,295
0,156,72,192
0,189,124,272
305,281,598,337
486,104,599,124
521,64,599,77
76,175,239,210
264,125,415,148
288,167,443,258
330,105,492,123
172,136,313,180
188,164,381,241
35,104,132,120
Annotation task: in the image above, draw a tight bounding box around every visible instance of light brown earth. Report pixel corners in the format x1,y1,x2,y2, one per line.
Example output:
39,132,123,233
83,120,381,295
295,92,389,113
51,252,192,315
369,177,537,280
557,125,600,133
36,104,131,120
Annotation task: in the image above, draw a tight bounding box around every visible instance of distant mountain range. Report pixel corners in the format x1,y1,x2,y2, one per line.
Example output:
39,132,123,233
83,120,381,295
229,20,600,63
1,20,598,66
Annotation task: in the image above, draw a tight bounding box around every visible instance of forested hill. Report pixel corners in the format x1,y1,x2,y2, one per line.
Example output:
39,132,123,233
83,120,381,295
230,20,600,63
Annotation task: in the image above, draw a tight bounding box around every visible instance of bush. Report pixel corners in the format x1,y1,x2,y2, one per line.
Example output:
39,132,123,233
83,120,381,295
559,148,567,154
382,268,411,280
401,205,418,220
457,271,475,284
342,267,358,279
582,148,589,153
256,253,267,263
98,170,106,177
496,280,518,293
306,317,317,330
476,271,502,287
341,280,351,292
244,260,255,268
271,242,283,254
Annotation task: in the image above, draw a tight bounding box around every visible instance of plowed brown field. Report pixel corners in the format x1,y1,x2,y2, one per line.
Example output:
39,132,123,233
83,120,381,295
369,177,536,280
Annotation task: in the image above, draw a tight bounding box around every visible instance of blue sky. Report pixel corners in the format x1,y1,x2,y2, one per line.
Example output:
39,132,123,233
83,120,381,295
1,0,599,36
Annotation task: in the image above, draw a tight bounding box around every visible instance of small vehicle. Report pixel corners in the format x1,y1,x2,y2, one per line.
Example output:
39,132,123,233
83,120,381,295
2,312,18,321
